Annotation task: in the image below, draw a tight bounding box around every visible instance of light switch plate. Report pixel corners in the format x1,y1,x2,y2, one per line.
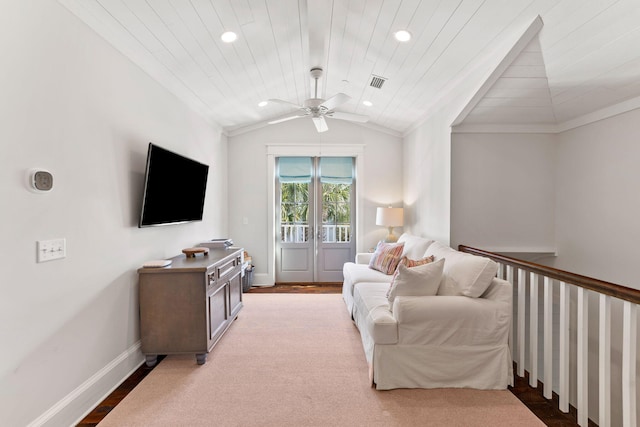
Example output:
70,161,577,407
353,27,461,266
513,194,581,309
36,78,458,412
37,238,66,262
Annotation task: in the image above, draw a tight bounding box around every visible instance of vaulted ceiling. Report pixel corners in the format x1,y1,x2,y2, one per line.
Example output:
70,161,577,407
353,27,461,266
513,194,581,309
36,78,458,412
59,0,640,135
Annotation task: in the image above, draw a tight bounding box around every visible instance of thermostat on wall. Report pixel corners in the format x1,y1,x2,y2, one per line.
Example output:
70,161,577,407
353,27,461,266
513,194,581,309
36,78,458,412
28,169,53,193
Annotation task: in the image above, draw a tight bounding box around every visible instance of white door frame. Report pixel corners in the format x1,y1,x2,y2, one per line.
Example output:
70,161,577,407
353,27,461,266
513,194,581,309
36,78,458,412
266,143,365,286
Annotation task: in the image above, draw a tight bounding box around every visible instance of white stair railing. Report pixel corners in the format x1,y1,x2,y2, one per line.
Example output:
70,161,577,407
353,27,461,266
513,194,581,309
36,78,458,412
459,245,640,427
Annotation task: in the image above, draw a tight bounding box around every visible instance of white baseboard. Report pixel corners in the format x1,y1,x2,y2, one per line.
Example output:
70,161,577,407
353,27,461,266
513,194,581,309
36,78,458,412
251,272,273,287
28,341,144,427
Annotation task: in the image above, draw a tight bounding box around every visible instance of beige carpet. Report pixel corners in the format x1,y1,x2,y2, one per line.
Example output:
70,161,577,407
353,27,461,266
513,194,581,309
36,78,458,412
99,294,543,426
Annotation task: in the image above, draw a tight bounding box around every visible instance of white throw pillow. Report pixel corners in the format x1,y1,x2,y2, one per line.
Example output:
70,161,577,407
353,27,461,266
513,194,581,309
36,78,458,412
425,241,498,298
397,233,435,259
387,258,444,308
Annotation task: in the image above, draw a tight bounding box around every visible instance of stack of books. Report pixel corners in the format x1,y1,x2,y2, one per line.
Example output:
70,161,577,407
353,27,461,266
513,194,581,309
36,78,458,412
199,238,233,249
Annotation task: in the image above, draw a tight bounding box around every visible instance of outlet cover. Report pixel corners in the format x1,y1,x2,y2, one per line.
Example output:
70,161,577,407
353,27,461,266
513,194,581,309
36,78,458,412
37,238,66,262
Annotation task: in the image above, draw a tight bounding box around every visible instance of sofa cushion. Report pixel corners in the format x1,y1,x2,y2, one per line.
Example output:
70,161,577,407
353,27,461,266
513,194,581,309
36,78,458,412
355,252,374,264
393,295,510,346
343,262,393,288
387,258,444,307
344,262,393,283
425,241,498,298
353,283,398,344
368,241,404,274
397,233,434,259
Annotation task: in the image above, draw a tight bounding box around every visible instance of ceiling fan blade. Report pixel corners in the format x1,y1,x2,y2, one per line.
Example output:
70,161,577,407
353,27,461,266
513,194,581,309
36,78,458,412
320,93,350,111
268,111,306,125
327,111,369,123
268,99,304,109
312,116,328,133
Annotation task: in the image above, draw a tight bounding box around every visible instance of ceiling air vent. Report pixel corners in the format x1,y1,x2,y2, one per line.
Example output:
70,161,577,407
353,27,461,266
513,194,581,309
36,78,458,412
369,75,387,89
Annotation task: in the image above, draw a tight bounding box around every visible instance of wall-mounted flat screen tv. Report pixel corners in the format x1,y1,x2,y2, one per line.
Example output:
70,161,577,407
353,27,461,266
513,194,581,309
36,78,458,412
139,143,209,227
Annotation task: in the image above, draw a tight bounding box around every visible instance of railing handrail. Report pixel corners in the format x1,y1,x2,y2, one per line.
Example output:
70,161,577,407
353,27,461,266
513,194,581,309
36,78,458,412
459,245,640,305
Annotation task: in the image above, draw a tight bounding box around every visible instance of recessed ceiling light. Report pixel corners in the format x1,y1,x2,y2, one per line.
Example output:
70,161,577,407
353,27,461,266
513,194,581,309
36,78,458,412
258,101,268,107
363,100,373,107
394,30,412,42
221,31,238,43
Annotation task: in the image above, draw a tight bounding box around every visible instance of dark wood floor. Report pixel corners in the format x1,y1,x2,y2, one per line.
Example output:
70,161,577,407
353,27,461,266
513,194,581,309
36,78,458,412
509,371,589,427
77,284,587,427
248,282,343,293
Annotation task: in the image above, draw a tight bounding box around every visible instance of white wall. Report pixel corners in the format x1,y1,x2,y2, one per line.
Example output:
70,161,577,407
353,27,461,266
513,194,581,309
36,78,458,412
402,110,452,244
0,1,226,425
555,109,640,289
227,119,403,284
450,132,557,252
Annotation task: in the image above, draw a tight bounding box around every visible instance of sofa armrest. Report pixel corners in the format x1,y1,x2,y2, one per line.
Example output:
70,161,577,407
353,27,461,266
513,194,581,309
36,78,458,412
355,252,374,264
392,296,511,346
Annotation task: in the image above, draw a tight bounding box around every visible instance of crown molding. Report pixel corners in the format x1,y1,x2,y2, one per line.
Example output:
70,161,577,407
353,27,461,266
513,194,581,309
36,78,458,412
225,121,269,137
358,121,403,138
451,123,558,134
450,95,640,135
556,95,640,132
224,119,402,139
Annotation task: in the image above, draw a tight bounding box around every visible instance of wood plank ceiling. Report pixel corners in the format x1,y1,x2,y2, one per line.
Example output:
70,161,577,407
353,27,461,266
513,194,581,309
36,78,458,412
59,0,640,135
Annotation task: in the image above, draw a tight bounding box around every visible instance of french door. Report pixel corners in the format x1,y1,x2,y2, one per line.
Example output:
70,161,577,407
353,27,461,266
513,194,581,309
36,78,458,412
275,157,355,283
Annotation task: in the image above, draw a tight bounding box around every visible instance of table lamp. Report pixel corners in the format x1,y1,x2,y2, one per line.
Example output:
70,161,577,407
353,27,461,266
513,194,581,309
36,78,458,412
376,207,404,243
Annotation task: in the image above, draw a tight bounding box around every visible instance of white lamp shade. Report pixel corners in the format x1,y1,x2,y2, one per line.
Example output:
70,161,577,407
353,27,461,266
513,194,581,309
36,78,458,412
376,207,404,227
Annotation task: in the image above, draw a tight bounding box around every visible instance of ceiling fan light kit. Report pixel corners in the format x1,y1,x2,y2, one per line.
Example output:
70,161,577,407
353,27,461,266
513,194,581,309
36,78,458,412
267,67,369,133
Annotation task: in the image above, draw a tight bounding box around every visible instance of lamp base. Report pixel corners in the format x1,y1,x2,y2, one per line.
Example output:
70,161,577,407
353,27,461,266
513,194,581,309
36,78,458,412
383,227,398,243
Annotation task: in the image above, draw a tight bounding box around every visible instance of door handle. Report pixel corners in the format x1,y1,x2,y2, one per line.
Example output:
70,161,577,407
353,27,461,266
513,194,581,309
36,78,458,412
317,228,321,240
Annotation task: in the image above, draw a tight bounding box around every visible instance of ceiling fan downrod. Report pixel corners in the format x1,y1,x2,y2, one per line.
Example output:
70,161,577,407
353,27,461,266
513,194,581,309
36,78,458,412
310,67,323,99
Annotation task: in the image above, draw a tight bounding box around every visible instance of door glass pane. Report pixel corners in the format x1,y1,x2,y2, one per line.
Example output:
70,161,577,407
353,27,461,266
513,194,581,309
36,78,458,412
321,182,351,243
280,182,309,242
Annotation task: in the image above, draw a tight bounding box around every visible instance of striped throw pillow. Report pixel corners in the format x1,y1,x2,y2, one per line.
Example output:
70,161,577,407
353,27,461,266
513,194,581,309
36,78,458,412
400,255,435,268
368,242,405,275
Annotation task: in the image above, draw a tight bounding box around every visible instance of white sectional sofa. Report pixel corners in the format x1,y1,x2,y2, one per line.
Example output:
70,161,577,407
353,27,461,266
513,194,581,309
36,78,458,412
342,233,513,390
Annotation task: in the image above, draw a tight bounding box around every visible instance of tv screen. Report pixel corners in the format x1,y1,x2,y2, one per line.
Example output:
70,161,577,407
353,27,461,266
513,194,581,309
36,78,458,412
139,143,209,227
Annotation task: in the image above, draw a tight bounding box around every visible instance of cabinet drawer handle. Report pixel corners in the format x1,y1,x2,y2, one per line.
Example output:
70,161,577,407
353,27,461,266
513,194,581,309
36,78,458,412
218,267,234,278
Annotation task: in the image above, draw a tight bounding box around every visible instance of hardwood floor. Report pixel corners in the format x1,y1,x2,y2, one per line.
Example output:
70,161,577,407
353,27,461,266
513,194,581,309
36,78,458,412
77,284,585,427
509,370,585,427
76,355,165,427
248,283,342,293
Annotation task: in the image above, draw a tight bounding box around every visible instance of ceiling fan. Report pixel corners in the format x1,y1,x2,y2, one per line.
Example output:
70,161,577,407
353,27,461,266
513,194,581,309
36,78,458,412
267,67,369,133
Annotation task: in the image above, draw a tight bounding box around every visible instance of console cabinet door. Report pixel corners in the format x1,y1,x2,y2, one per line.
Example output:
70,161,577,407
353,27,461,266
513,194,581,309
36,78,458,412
208,283,229,347
229,271,243,317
